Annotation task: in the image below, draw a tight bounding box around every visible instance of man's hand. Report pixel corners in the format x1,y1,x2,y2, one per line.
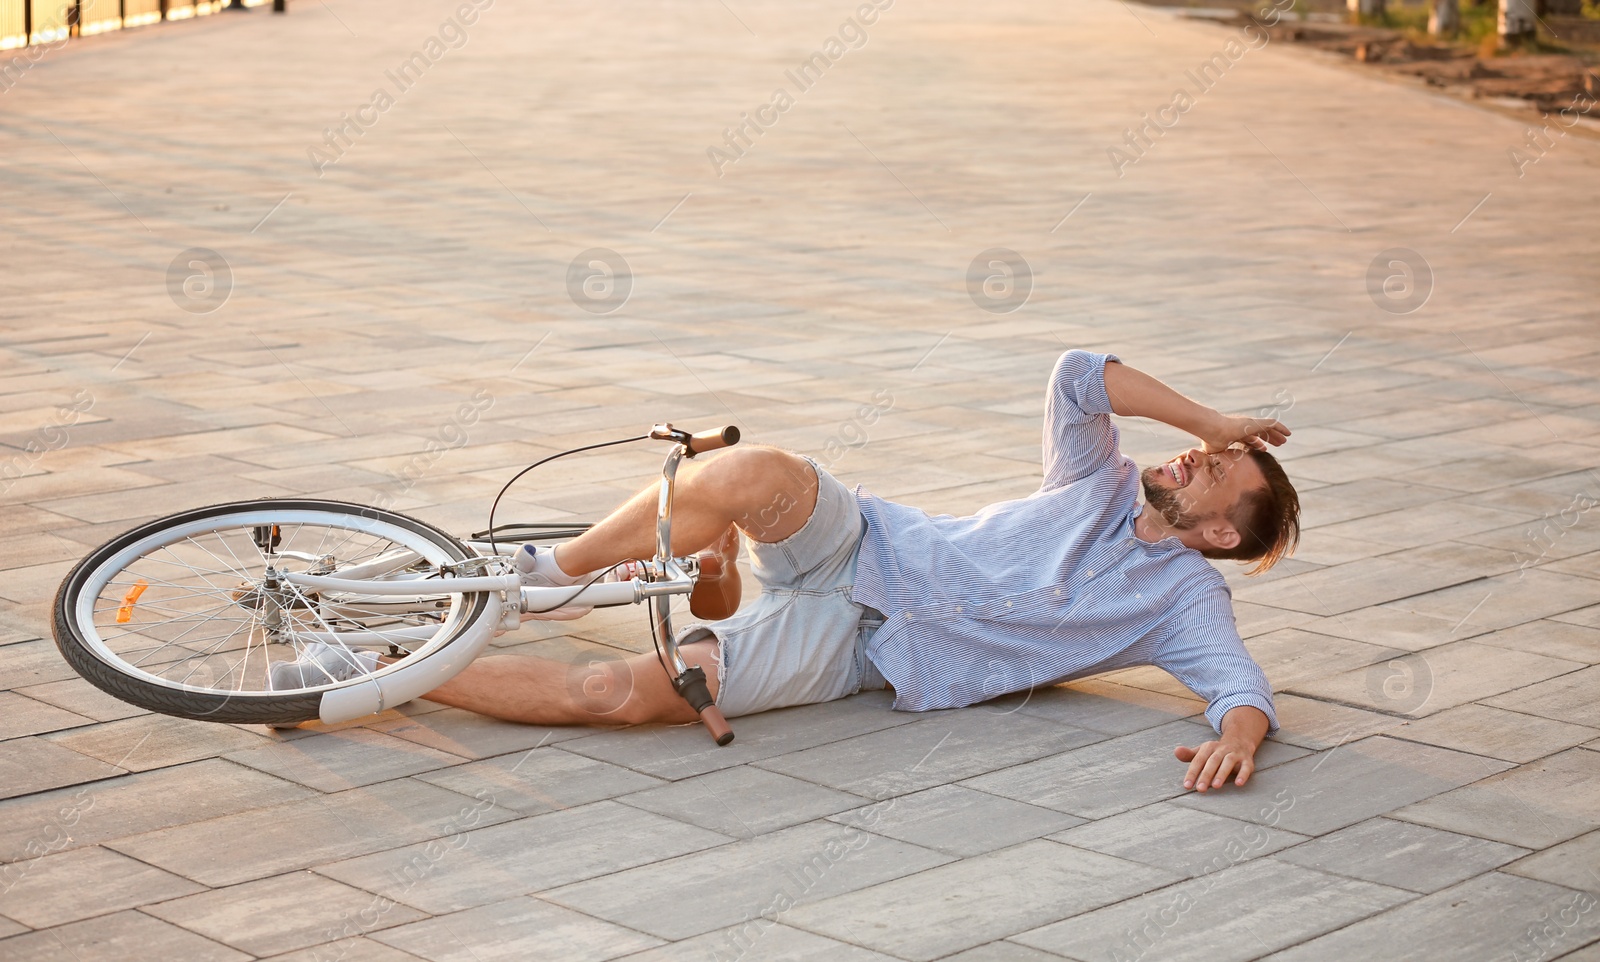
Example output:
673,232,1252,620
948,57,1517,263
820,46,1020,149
1174,738,1257,792
1101,362,1291,455
1200,414,1291,454
1175,705,1271,792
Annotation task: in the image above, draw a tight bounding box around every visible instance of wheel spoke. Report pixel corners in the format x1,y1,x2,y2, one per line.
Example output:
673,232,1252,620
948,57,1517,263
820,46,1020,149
157,544,234,601
64,503,486,709
209,528,262,588
182,534,251,585
121,553,254,577
171,617,256,686
127,605,251,669
281,580,379,685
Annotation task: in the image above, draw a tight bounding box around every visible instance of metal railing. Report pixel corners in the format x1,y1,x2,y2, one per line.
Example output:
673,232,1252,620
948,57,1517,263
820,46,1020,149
1,0,270,51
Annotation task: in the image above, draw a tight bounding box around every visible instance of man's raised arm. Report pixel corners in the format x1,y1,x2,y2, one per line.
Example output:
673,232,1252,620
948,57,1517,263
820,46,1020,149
1101,360,1290,452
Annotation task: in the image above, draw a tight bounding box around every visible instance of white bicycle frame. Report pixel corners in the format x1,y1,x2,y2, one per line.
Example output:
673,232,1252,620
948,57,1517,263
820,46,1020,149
276,423,737,743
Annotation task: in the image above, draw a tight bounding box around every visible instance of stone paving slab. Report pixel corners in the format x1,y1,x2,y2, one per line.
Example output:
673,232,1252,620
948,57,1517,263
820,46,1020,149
1555,944,1600,962
609,921,902,962
1266,693,1403,751
1504,830,1600,894
43,713,274,772
1013,858,1413,962
1476,619,1600,665
559,689,918,780
1288,639,1585,718
414,746,666,816
783,839,1179,961
1485,666,1600,729
1173,736,1513,837
1259,873,1600,962
619,765,864,839
1005,679,1205,736
314,801,732,915
0,759,314,862
143,871,430,957
106,778,521,888
1394,747,1600,849
220,728,471,792
544,821,954,941
1389,703,1600,764
1272,817,1529,895
0,910,249,962
963,721,1310,821
263,937,430,962
2,0,1599,956
1557,606,1600,630
0,844,205,929
830,784,1085,858
371,897,662,962
1294,606,1495,654
752,708,1107,799
0,690,95,741
1047,801,1307,879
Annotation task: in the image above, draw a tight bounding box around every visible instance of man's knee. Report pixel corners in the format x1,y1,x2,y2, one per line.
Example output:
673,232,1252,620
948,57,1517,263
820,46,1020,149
706,446,817,541
707,445,807,491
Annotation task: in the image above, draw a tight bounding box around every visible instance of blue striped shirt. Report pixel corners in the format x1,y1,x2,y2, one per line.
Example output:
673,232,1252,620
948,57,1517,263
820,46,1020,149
851,350,1278,734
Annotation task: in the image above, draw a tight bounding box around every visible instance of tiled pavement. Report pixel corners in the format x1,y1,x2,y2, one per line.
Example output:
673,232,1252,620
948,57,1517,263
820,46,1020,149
2,0,1599,958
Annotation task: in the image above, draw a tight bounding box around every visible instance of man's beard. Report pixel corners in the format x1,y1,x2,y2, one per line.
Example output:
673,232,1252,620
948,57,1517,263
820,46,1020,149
1140,466,1204,530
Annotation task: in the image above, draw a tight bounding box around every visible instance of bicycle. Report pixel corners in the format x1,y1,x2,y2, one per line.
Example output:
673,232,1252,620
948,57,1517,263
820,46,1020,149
50,423,742,746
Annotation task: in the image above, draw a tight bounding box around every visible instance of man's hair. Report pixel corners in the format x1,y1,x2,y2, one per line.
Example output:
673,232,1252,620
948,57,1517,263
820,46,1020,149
1200,447,1300,575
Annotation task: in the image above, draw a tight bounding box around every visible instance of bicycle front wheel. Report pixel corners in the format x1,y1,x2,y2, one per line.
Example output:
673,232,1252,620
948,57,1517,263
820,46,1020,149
52,499,494,726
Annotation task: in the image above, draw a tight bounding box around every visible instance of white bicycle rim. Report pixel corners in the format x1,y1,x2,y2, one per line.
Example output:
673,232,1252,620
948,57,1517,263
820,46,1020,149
71,507,481,697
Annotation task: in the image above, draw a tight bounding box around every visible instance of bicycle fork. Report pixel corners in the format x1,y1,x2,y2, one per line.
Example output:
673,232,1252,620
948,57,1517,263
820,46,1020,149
650,424,737,746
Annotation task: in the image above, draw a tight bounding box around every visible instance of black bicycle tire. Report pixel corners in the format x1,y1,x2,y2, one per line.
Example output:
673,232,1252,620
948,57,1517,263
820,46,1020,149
52,498,492,726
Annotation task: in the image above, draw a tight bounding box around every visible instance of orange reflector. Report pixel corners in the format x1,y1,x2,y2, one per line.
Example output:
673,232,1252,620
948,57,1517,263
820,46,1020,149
116,579,149,624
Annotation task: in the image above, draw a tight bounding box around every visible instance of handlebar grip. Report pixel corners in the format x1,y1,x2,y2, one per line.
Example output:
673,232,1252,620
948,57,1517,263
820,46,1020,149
699,704,735,746
686,425,740,456
670,664,734,746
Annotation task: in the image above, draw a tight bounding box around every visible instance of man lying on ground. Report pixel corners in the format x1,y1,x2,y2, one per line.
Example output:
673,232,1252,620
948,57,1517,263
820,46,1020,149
283,350,1300,792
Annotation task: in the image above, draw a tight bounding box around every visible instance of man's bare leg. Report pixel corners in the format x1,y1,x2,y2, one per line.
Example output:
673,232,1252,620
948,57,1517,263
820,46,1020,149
420,445,819,725
419,642,720,726
554,444,819,575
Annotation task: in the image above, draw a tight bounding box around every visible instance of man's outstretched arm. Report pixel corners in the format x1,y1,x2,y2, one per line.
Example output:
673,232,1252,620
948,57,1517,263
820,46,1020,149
1101,360,1290,452
1174,705,1271,792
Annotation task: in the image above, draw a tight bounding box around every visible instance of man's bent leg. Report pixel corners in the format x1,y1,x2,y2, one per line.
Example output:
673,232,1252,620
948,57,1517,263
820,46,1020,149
416,641,721,726
553,446,819,577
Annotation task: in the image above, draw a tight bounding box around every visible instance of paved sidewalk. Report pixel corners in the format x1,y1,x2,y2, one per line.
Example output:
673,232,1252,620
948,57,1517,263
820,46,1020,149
2,0,1599,959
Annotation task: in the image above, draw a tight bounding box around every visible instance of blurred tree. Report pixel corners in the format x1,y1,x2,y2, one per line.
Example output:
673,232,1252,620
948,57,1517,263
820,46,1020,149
1430,0,1461,32
1499,0,1537,40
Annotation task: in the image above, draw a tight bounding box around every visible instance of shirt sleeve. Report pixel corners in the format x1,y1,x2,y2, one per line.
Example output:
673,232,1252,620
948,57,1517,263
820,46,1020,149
1153,583,1279,735
1042,350,1122,490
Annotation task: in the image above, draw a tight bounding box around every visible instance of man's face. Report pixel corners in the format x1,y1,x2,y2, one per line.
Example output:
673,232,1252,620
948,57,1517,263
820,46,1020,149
1140,447,1265,530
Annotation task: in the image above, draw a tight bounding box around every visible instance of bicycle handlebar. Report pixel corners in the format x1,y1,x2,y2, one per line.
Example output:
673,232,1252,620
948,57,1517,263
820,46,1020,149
671,664,734,745
699,704,734,745
686,425,740,456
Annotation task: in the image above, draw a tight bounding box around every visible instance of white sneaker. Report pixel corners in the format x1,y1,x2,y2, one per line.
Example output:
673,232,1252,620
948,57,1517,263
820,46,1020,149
268,642,379,690
514,544,593,621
